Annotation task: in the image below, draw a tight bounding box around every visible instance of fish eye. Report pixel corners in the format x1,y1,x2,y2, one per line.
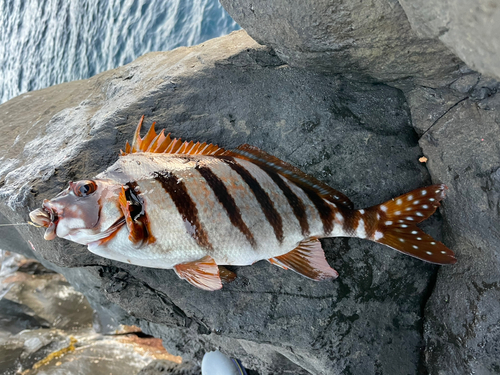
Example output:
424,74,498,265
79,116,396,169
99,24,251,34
73,180,97,197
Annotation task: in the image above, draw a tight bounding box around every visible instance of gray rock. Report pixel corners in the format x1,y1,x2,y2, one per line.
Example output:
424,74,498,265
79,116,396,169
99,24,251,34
219,0,463,85
417,80,500,374
399,0,500,81
137,360,201,375
0,31,444,374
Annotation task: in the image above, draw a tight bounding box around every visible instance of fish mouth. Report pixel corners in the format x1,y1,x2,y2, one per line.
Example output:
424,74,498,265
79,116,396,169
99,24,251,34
29,201,60,241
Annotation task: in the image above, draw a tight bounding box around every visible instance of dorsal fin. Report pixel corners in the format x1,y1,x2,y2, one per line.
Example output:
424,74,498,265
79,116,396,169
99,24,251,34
222,144,353,209
120,116,226,156
121,117,353,208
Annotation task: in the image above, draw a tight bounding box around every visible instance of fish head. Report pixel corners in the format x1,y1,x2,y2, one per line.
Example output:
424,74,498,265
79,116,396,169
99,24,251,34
29,179,125,245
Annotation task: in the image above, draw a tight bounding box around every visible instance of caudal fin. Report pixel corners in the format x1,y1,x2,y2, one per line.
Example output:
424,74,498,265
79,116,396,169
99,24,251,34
366,184,456,265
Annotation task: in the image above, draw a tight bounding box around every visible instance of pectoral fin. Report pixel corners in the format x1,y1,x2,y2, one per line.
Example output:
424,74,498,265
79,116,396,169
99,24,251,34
269,238,338,281
174,256,223,291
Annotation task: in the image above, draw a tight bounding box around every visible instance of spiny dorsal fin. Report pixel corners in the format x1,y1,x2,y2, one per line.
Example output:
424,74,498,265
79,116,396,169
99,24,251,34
120,116,226,156
121,117,353,209
222,144,354,209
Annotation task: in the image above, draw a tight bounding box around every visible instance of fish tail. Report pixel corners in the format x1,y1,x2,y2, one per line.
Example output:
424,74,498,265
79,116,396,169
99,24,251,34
356,184,456,264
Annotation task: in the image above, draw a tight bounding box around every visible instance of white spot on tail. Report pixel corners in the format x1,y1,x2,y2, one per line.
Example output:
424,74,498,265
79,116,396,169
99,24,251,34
355,218,367,238
374,231,384,240
359,209,365,214
413,200,420,205
401,224,408,228
380,205,387,212
395,211,401,215
411,231,418,234
429,198,435,201
426,251,433,255
417,237,422,240
413,245,419,249
431,242,436,245
441,251,447,254
385,221,393,225
416,212,424,217
407,195,413,201
399,238,405,242
421,190,427,196
376,213,380,220
422,205,429,209
335,213,344,223
406,217,414,221
396,199,402,205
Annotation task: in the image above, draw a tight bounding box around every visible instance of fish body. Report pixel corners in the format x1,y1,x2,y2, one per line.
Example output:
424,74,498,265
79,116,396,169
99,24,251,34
30,117,456,290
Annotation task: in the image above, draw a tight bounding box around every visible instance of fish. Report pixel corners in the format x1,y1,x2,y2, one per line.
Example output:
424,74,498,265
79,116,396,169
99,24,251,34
29,116,456,291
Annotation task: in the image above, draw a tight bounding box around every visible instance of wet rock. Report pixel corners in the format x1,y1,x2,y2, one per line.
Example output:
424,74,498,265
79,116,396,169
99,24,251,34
0,299,50,335
1,265,94,330
0,253,181,375
219,0,463,85
0,329,72,374
0,327,181,375
0,31,445,374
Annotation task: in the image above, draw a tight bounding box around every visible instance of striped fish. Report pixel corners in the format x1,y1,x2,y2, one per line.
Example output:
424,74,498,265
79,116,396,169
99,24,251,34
29,116,456,290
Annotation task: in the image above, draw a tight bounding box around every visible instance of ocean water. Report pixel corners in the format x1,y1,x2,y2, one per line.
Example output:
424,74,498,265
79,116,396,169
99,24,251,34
0,0,240,104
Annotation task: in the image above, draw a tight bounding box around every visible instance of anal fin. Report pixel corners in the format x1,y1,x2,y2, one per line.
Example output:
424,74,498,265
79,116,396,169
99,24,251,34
269,239,338,281
174,255,222,291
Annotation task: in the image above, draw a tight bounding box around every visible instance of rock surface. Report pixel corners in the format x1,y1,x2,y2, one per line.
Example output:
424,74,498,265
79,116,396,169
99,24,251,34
219,2,500,373
414,78,500,374
219,0,464,85
0,252,182,375
399,0,500,81
0,30,448,374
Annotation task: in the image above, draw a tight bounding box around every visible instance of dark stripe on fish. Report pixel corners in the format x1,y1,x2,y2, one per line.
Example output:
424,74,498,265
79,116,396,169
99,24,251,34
154,172,213,250
196,165,257,247
263,169,310,237
340,205,358,236
301,186,335,235
222,157,284,243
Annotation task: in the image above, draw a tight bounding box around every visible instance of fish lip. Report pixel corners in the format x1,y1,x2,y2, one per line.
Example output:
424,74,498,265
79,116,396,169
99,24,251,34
29,201,62,241
41,201,60,225
29,207,53,228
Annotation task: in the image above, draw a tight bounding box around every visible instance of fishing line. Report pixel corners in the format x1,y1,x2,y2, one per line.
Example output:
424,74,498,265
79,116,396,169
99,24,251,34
0,222,42,228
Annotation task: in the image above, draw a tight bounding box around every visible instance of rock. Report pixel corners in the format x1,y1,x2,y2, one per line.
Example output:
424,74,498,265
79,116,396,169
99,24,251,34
0,253,182,375
137,360,200,375
399,0,500,81
219,0,463,85
416,80,500,374
0,30,445,374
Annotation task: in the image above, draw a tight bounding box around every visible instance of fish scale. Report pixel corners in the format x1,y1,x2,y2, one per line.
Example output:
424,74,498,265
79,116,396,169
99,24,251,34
29,116,457,290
